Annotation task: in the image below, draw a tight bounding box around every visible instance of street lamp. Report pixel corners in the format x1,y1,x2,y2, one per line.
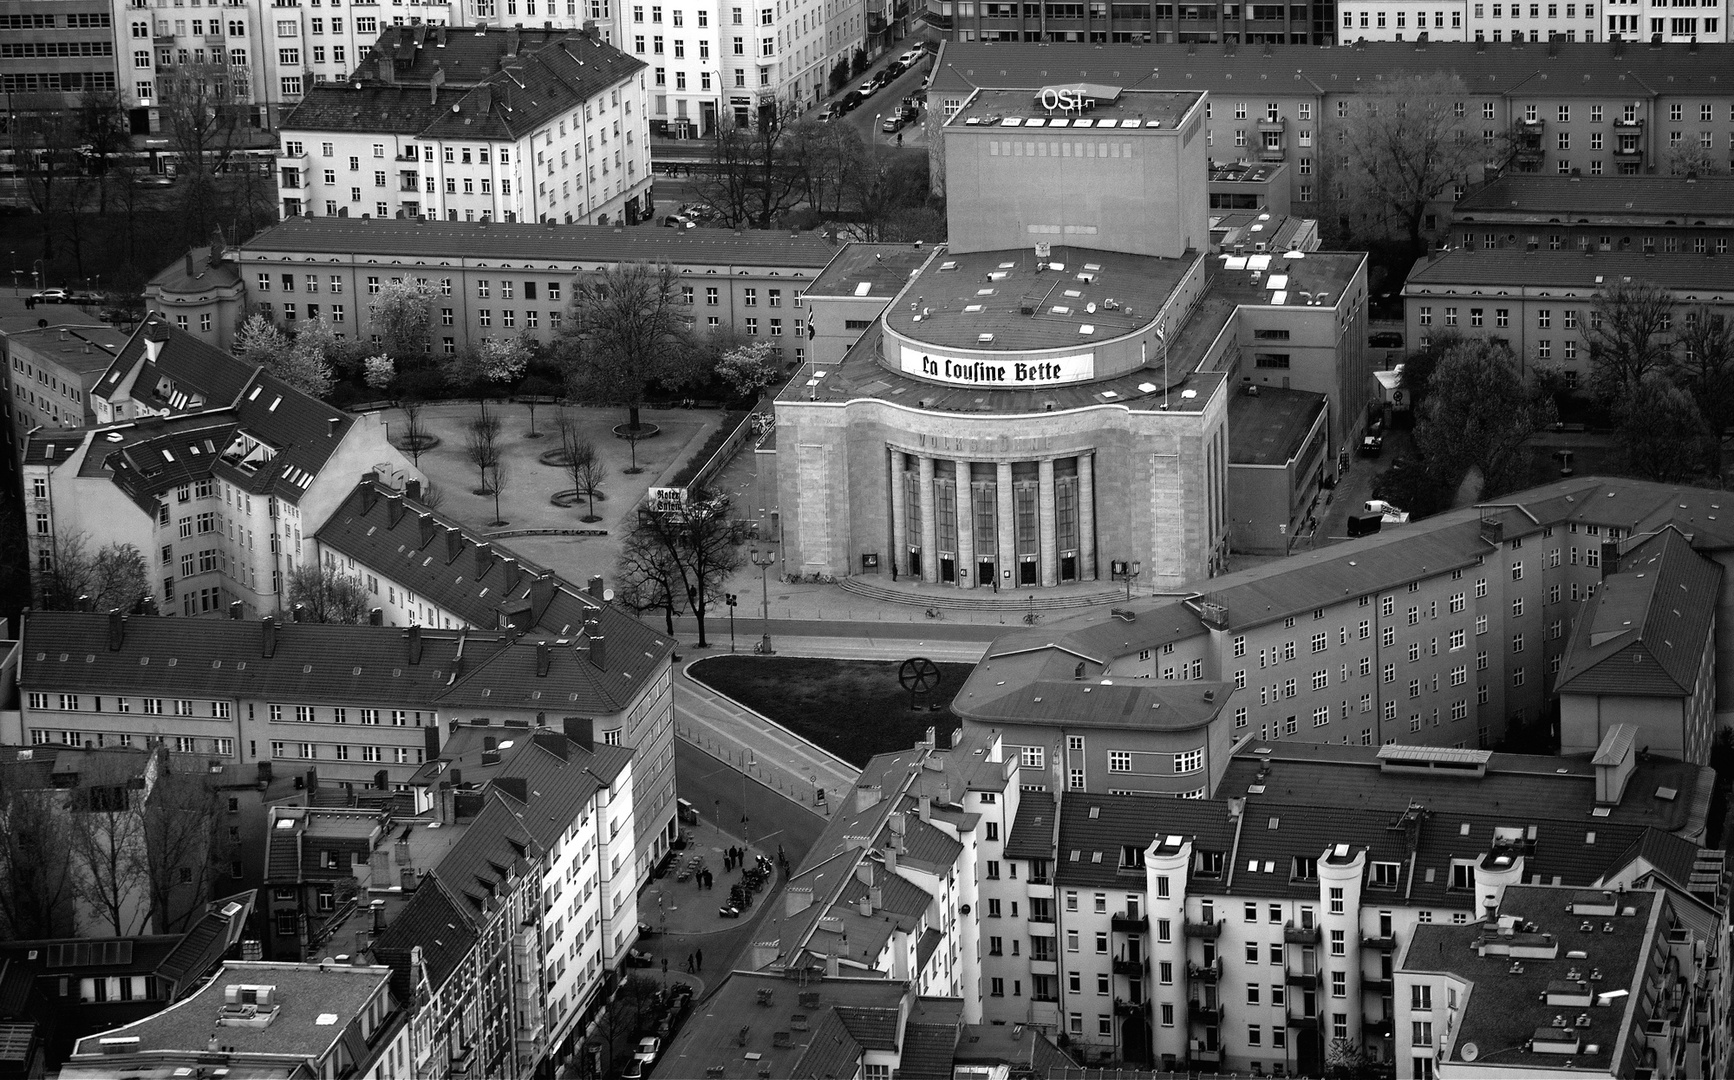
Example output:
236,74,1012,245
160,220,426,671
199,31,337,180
725,592,738,652
1112,559,1142,601
749,546,775,654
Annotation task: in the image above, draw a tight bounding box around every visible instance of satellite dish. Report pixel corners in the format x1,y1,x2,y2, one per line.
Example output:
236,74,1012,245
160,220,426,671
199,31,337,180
603,588,615,602
1086,302,1097,313
1460,1043,1479,1062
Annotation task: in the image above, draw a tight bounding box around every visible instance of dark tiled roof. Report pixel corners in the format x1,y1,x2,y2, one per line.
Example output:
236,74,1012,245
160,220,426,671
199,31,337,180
370,875,477,1005
1454,174,1734,220
103,419,240,511
791,1009,863,1080
282,28,645,142
913,928,944,975
240,214,838,268
1055,796,1237,890
1004,791,1056,860
222,368,355,502
1603,827,1704,895
1406,249,1734,294
898,1022,956,1080
1555,528,1721,697
929,40,1734,100
156,890,255,989
956,678,1231,732
834,1006,900,1051
145,246,244,295
97,315,258,413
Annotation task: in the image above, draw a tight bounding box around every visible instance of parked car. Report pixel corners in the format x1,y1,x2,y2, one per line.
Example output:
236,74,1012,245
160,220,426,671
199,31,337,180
858,80,877,97
622,1059,646,1080
131,174,174,188
1369,330,1404,349
881,115,903,133
838,91,864,113
625,949,655,967
634,1037,662,1064
898,48,922,65
30,288,68,304
1359,434,1384,457
662,213,696,229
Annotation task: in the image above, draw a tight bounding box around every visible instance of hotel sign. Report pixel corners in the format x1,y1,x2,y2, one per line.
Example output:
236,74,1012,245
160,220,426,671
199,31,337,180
899,345,1095,387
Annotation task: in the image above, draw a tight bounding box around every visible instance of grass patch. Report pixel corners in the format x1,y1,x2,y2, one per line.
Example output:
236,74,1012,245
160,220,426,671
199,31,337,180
688,655,974,767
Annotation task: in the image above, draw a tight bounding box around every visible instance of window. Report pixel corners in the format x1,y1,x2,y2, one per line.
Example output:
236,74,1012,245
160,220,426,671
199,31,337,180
1173,749,1202,774
1108,751,1131,772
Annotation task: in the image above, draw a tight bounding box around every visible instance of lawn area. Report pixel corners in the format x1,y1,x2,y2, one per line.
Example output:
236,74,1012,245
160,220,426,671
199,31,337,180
687,656,976,767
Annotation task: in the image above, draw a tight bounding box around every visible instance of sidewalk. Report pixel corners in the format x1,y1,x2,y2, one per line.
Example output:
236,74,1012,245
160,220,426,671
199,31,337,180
639,814,783,941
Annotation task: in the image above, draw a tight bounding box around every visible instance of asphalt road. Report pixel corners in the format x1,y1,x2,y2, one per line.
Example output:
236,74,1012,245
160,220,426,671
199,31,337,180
676,737,827,869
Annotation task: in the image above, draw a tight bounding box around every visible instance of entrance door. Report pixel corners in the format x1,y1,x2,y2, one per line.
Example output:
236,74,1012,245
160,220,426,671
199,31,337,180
1060,554,1077,582
1019,558,1038,586
978,560,996,589
908,549,922,578
939,556,955,583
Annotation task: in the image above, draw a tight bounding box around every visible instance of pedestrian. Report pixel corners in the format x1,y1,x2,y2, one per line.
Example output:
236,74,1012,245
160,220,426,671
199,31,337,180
686,952,693,971
896,131,904,147
696,948,703,971
24,296,33,311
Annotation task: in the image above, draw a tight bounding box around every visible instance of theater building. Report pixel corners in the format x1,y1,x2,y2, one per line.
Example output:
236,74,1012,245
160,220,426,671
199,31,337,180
777,83,1370,592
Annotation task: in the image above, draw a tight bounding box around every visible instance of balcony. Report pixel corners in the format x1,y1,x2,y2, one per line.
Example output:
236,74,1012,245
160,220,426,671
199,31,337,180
1517,117,1546,130
1111,911,1147,932
154,33,175,43
204,32,225,43
1029,958,1058,977
1363,975,1393,993
1514,144,1545,164
1257,117,1286,132
1287,1010,1320,1032
395,150,419,162
1369,1018,1394,1040
1614,144,1645,158
1184,918,1222,940
1284,970,1317,991
1113,997,1146,1017
1283,921,1321,945
1188,959,1222,983
399,180,419,192
1613,117,1645,128
1258,145,1287,163
1188,1000,1223,1025
1191,1047,1221,1064
1112,957,1145,977
1363,930,1399,951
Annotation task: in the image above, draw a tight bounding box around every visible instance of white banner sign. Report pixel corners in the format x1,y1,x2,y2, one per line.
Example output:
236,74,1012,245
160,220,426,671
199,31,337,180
899,345,1095,387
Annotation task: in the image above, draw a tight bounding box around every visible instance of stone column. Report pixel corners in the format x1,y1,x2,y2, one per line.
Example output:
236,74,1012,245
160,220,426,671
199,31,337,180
888,448,906,579
1038,458,1058,588
918,455,938,584
996,460,1015,592
1079,452,1097,581
955,460,975,589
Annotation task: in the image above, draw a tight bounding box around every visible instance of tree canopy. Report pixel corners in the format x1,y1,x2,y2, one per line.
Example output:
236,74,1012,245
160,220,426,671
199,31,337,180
1412,337,1556,501
558,262,707,430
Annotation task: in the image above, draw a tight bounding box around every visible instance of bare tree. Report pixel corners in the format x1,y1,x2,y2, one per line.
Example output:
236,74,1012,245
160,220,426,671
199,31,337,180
464,412,503,496
557,413,605,522
1587,279,1677,400
1670,307,1734,474
397,394,431,466
616,522,687,634
18,102,84,265
559,262,706,433
486,456,509,528
33,533,151,613
0,762,76,939
624,492,748,647
693,99,809,230
140,760,225,935
286,563,371,623
157,60,252,242
68,752,151,936
1323,72,1489,258
846,146,932,242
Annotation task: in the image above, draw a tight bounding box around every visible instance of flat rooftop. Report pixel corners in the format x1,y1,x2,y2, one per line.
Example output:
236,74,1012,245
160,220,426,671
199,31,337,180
882,245,1190,352
1209,249,1365,310
807,243,934,300
661,972,909,1079
1210,162,1286,185
1403,886,1659,1075
949,87,1201,130
5,324,128,377
1454,174,1734,221
1406,250,1734,292
1227,385,1326,466
73,961,391,1060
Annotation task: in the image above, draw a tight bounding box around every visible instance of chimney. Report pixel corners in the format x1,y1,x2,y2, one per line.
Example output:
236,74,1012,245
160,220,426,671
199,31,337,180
473,541,493,581
142,319,169,363
500,556,522,592
326,417,341,439
423,725,441,761
856,861,874,887
386,492,405,527
445,525,463,565
107,609,125,650
185,251,194,278
369,608,383,626
405,478,422,501
418,512,437,549
854,784,881,812
428,62,445,106
823,952,839,978
377,52,396,84
370,898,387,933
229,600,243,620
884,846,897,873
532,729,568,760
506,25,520,54
588,575,605,600
492,776,528,804
261,616,277,658
406,625,424,664
562,716,593,751
536,641,552,677
918,794,932,821
785,887,813,916
530,573,556,622
360,481,379,515
475,84,492,116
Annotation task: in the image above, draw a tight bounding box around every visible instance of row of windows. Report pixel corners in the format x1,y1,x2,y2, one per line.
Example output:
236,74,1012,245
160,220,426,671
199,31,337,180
29,729,233,755
267,741,424,763
27,693,230,718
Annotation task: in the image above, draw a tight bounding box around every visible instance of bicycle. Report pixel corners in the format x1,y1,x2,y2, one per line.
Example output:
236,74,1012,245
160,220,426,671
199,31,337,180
1023,611,1043,625
924,608,945,620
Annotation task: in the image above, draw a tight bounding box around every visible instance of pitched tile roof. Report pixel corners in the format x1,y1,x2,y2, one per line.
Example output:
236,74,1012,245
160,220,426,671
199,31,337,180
834,1005,901,1051
240,214,839,268
1601,827,1705,896
791,1009,862,1079
369,875,478,1005
156,890,256,990
897,1022,956,1080
222,368,355,502
281,27,645,142
1555,528,1721,697
1453,174,1734,221
97,315,258,414
929,39,1734,101
1407,248,1734,294
1004,790,1056,860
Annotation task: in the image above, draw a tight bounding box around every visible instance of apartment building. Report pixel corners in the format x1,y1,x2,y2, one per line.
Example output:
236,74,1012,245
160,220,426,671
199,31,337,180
925,0,1339,45
277,24,652,226
1403,251,1734,393
1395,882,1729,1079
313,476,680,881
1334,0,1720,42
140,242,246,356
61,961,411,1080
260,722,636,1076
1448,174,1734,255
185,214,836,356
925,40,1734,229
0,0,119,113
21,317,416,620
3,323,127,445
614,0,850,126
976,734,1723,1073
957,476,1734,766
744,729,998,1018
